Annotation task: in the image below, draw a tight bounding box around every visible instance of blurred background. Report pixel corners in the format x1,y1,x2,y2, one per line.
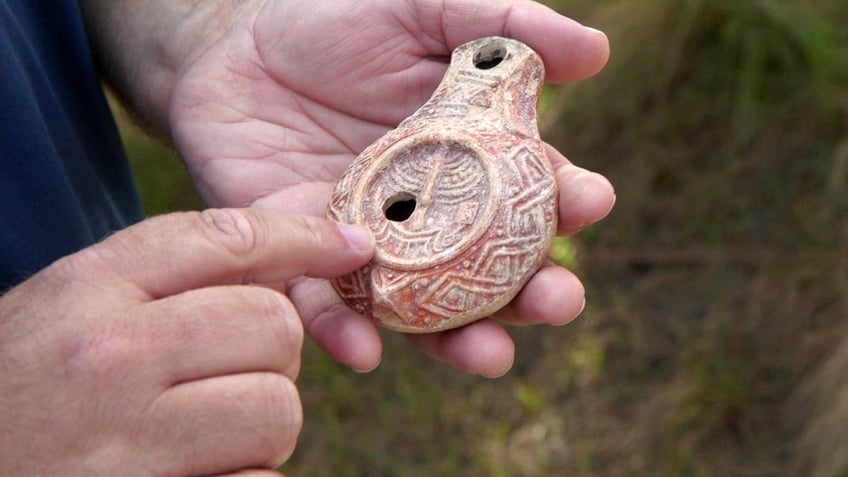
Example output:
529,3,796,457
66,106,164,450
116,0,848,475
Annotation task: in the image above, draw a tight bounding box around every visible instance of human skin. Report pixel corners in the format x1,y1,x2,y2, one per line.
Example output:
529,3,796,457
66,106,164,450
79,0,616,377
0,210,375,476
0,1,614,474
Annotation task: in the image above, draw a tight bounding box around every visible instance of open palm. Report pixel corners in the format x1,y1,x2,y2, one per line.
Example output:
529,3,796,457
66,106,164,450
169,0,613,377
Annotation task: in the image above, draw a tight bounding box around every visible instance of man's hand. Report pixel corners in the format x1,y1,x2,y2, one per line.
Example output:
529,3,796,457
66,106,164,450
82,0,615,377
0,210,374,476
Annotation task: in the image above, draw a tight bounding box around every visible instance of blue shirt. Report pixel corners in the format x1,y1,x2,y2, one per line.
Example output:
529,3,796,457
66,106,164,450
0,0,143,290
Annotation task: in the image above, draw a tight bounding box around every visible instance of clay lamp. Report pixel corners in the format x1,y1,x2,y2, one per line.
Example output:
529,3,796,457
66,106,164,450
328,37,557,333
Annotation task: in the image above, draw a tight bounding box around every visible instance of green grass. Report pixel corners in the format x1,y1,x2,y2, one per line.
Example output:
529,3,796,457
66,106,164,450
113,104,203,215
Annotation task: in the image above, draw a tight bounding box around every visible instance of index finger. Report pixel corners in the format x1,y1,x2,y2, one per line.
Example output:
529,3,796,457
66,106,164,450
80,209,374,299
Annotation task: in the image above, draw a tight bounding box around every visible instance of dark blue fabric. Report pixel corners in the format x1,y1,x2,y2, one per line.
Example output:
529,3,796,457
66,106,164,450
0,0,143,290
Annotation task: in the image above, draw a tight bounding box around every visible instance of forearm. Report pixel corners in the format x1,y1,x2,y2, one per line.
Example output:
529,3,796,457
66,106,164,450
78,0,258,135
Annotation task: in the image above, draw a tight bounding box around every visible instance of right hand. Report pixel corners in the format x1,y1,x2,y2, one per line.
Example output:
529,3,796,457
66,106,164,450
0,209,374,476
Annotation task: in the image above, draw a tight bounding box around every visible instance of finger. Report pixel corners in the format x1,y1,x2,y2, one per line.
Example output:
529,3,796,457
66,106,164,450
150,373,301,476
214,471,283,477
493,261,585,326
406,319,515,378
251,181,338,218
73,209,374,298
545,144,616,235
409,0,610,82
287,277,383,372
139,285,303,384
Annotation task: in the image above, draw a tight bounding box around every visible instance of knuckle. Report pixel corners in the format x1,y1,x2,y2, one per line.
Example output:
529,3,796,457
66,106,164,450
40,247,124,309
294,215,333,250
47,245,114,284
255,288,304,377
250,374,303,466
47,252,86,282
299,215,326,240
198,208,264,258
59,320,136,383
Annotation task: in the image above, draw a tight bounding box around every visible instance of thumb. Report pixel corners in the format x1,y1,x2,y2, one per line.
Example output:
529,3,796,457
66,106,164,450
60,209,374,299
414,0,609,83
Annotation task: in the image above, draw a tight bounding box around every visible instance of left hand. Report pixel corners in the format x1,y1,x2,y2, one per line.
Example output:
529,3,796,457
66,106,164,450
168,0,615,377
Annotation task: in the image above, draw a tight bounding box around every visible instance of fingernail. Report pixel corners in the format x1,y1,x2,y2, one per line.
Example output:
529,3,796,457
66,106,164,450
605,193,617,218
584,26,607,38
553,296,586,327
352,359,381,374
337,223,375,254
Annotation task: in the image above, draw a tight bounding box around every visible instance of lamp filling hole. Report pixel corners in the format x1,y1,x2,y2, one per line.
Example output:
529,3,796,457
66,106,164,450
383,193,417,222
473,45,507,70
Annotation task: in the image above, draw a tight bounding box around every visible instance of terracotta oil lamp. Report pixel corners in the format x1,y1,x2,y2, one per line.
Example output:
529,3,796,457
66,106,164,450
328,36,557,333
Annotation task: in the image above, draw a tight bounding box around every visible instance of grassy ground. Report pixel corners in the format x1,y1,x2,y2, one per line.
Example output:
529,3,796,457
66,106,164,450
119,1,848,475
